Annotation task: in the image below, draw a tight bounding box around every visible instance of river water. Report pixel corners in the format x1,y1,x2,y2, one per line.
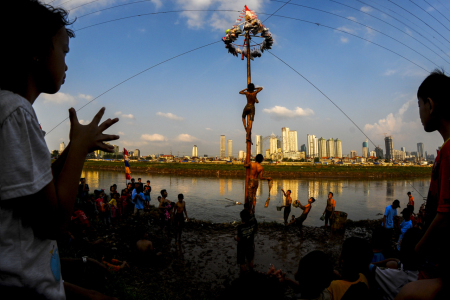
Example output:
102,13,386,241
81,169,430,227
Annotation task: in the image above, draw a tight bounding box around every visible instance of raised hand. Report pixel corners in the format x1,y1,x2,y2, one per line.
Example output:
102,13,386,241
69,107,119,154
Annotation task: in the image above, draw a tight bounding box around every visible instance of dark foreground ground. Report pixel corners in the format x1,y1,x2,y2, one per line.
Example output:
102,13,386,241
59,210,381,300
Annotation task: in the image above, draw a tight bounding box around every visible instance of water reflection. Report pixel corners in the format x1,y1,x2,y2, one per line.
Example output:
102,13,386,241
81,169,430,226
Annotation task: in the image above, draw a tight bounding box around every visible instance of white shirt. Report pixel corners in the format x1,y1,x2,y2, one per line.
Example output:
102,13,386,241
0,89,65,299
375,265,419,300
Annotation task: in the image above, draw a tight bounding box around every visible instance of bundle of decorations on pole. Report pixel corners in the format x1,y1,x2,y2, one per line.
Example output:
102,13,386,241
222,5,274,59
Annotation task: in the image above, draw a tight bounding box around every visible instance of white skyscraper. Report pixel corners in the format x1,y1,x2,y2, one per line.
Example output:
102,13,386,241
289,130,298,152
307,134,318,158
255,135,262,155
282,127,290,153
192,145,198,157
318,138,327,158
269,134,277,154
59,142,65,154
134,149,140,157
227,140,233,158
238,150,245,160
220,135,225,158
327,138,335,158
334,138,342,158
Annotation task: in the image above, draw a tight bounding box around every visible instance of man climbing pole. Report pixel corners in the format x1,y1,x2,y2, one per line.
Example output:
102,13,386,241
240,83,263,143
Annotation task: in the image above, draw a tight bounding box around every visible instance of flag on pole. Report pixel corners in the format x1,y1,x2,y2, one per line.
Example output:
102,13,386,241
124,148,131,180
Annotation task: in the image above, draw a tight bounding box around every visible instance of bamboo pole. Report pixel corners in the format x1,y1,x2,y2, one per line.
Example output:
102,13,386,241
244,31,252,208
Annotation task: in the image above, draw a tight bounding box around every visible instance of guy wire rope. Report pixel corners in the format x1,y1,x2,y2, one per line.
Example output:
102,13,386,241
409,0,450,32
422,0,450,24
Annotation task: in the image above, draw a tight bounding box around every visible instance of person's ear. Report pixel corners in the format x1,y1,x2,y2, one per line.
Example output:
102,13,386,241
427,97,435,114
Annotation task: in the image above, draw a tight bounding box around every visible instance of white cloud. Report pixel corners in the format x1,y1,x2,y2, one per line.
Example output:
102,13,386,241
176,0,265,30
42,92,76,105
156,112,184,121
118,131,125,135
360,6,372,13
79,119,88,125
340,37,349,43
114,112,135,119
141,133,167,141
263,106,314,120
139,28,146,33
383,69,397,76
426,6,435,12
364,99,418,138
176,134,198,142
206,128,213,131
347,16,357,22
78,93,93,101
122,140,148,147
336,26,355,34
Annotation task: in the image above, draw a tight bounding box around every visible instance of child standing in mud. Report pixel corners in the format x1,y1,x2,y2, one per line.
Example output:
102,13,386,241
235,209,257,272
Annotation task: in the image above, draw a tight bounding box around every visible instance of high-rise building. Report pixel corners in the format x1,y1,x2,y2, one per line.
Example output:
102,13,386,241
220,135,225,158
282,127,290,153
425,151,428,160
265,149,270,158
334,138,342,158
227,140,233,158
255,135,262,155
327,138,335,158
238,150,245,160
318,137,327,158
134,149,140,157
385,136,393,161
417,143,424,159
375,146,384,159
192,145,198,157
350,150,357,158
370,151,376,157
362,139,368,158
59,142,65,154
300,144,306,153
406,151,411,157
401,147,406,152
289,130,298,152
307,134,318,158
269,134,277,154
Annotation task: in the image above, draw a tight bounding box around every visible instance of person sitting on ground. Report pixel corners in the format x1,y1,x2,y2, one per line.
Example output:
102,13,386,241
322,192,336,232
235,209,258,272
327,237,372,300
102,248,129,272
174,194,189,244
244,154,271,213
296,197,315,238
397,208,413,251
136,228,162,260
369,227,422,300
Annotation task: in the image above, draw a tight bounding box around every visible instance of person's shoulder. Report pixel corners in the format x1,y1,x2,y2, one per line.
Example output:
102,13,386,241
0,89,36,123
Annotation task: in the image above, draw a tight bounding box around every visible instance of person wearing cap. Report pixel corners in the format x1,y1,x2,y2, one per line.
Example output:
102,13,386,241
407,192,415,213
397,208,413,251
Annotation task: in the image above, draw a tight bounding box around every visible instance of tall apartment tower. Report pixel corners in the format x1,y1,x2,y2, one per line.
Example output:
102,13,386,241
362,139,368,158
350,150,357,158
307,134,318,158
59,142,65,154
417,143,424,159
227,140,233,158
220,135,226,158
134,149,140,157
255,135,263,155
289,130,298,152
401,147,406,152
334,138,342,158
282,127,290,153
326,138,335,158
300,144,306,153
269,134,277,154
318,137,327,158
192,145,198,157
375,146,384,159
385,136,394,161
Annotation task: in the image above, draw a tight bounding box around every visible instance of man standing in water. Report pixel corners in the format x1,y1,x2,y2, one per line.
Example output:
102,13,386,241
407,191,414,213
297,197,315,238
281,189,292,225
323,192,336,232
240,83,263,143
244,154,271,213
174,194,188,244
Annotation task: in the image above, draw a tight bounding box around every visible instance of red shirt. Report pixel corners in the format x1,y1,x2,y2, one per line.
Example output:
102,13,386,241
71,210,90,227
425,140,450,225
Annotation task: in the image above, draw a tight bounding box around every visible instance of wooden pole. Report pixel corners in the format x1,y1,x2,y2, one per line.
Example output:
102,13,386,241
244,31,251,207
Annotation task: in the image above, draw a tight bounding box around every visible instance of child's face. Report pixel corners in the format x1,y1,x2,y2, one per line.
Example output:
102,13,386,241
37,27,69,94
418,97,436,132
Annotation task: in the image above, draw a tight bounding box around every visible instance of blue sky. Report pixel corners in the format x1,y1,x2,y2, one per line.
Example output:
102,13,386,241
38,0,450,157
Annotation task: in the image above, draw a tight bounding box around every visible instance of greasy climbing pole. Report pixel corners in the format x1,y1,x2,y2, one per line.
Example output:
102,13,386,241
222,5,274,209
